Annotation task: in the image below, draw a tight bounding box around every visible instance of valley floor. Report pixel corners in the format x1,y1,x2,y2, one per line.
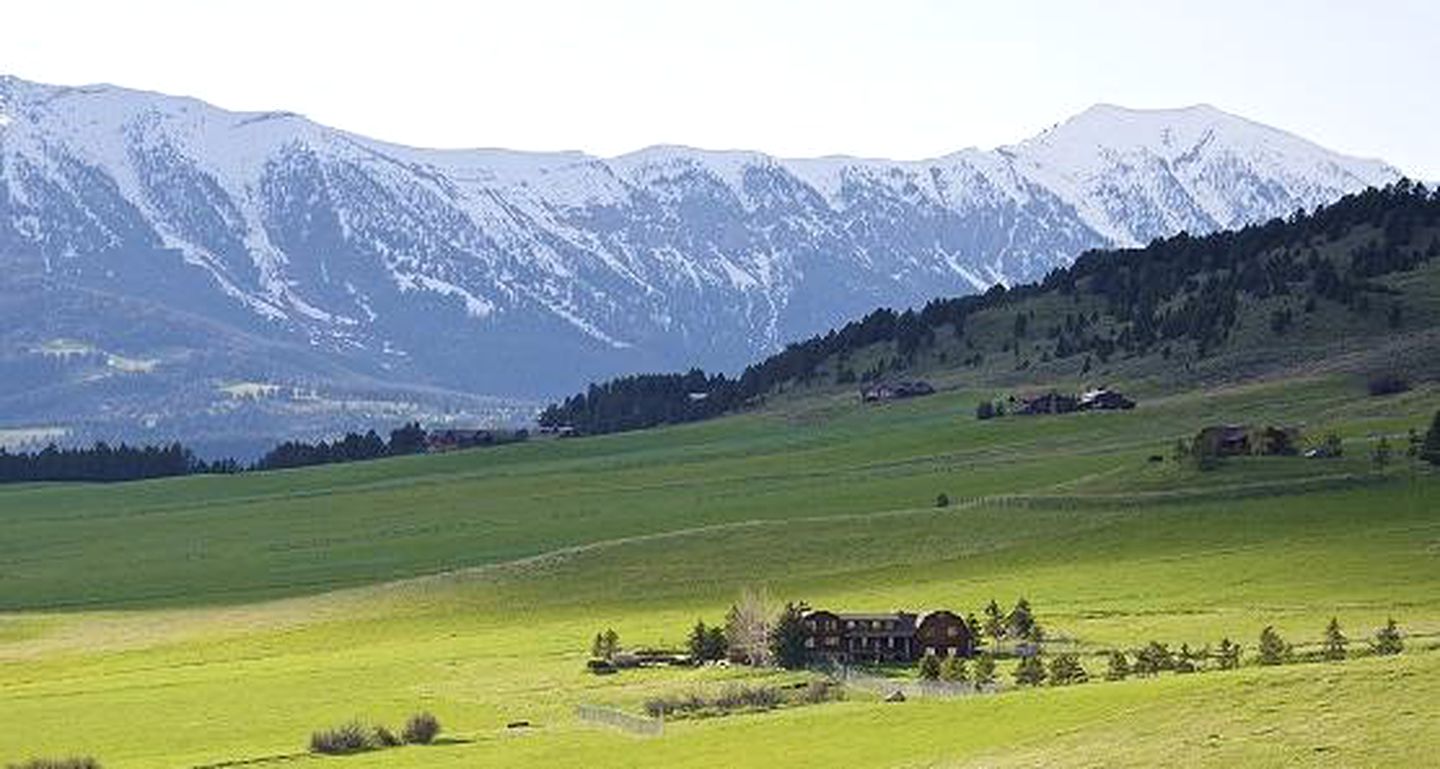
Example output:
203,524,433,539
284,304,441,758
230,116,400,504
1,377,1437,767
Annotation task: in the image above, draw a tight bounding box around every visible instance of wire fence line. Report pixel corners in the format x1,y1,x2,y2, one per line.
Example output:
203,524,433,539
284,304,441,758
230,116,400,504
832,665,1000,700
576,704,664,736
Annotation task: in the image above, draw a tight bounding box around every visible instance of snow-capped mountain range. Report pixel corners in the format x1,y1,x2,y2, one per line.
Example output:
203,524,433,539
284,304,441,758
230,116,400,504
0,75,1400,452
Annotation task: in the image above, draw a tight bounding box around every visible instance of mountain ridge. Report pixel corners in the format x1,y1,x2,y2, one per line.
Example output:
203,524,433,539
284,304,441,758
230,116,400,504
0,75,1402,451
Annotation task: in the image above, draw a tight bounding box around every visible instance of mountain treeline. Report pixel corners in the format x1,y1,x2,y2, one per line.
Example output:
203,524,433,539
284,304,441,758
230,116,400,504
0,423,435,484
253,423,427,471
540,180,1440,435
0,442,220,483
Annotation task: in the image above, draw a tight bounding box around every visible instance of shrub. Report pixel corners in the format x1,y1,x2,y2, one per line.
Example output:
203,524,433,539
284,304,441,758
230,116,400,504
1372,618,1404,656
1104,650,1130,681
918,651,942,680
1178,643,1206,673
1013,655,1046,687
1215,638,1242,670
714,683,781,711
1132,641,1173,676
402,712,441,745
935,492,950,508
939,654,968,683
1047,653,1088,686
310,722,375,755
798,680,843,704
372,726,402,748
6,759,102,769
972,654,997,685
646,684,787,719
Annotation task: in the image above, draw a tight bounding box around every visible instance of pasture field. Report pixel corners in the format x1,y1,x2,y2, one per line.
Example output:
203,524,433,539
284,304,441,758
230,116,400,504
1,375,1438,767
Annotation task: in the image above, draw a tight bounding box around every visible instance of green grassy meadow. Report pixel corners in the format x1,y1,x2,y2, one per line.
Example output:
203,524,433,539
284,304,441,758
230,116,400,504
2,375,1438,767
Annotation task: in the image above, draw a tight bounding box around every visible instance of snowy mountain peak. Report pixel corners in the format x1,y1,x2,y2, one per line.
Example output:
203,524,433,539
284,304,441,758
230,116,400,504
0,75,1405,446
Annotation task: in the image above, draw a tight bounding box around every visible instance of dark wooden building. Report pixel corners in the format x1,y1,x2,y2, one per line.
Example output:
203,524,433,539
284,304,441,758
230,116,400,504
803,609,973,663
1078,387,1136,411
1016,391,1079,415
860,380,936,404
915,610,976,658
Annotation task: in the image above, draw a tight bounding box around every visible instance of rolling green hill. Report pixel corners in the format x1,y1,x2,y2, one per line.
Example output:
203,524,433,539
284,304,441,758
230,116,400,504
1,369,1438,767
2,184,1440,768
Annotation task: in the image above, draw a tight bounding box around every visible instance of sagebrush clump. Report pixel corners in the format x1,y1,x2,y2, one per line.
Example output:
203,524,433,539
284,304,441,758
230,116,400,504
309,722,376,755
402,712,442,745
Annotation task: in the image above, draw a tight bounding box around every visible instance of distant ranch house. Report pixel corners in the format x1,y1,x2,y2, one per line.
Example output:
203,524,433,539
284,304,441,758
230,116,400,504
1195,424,1300,457
1015,386,1134,416
802,609,975,663
425,428,528,453
861,380,936,404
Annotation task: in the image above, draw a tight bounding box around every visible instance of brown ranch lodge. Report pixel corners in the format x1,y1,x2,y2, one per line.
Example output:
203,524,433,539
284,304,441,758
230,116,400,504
802,609,975,663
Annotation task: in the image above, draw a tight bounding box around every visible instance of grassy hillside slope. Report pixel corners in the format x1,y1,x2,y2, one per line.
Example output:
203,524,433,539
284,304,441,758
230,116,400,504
1,372,1438,767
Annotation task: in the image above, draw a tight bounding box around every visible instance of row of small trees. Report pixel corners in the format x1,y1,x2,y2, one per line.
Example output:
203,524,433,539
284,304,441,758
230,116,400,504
986,617,1407,689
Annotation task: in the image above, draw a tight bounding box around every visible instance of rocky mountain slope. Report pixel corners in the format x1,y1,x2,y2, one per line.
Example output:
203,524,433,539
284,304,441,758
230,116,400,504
0,76,1399,452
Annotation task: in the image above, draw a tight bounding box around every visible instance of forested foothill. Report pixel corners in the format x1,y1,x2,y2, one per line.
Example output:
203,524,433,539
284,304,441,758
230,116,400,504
0,422,527,484
541,181,1440,436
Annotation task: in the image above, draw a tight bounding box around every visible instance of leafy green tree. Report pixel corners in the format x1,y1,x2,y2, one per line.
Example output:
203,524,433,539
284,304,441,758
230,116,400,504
972,654,997,686
1215,638,1242,670
1323,617,1348,661
1324,433,1345,458
1257,626,1291,666
939,654,968,683
770,602,810,669
1013,655,1046,687
918,651,942,680
1105,650,1130,681
935,492,950,508
1372,618,1404,655
1047,653,1088,686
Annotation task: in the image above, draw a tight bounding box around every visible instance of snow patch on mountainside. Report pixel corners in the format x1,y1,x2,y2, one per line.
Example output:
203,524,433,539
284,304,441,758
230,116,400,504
0,76,1405,440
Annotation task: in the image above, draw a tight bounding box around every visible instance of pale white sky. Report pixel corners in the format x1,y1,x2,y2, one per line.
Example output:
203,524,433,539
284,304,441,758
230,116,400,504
3,0,1437,177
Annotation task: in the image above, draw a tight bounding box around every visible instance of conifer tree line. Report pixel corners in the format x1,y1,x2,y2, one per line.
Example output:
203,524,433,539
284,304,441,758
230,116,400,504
1012,616,1407,689
0,422,431,484
542,181,1440,436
